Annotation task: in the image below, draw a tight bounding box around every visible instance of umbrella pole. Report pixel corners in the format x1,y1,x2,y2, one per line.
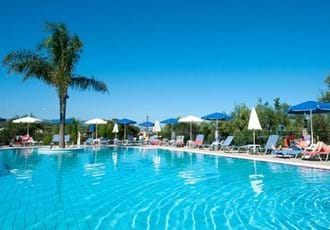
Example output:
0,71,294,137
216,119,219,140
96,125,98,142
27,123,29,136
310,109,313,145
253,130,256,154
190,122,192,141
124,124,127,141
171,125,173,140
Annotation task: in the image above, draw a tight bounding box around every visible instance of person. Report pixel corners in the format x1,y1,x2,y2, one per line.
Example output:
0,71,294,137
311,141,330,152
293,129,311,149
283,133,295,147
301,128,311,146
138,133,144,144
275,130,309,150
295,138,309,149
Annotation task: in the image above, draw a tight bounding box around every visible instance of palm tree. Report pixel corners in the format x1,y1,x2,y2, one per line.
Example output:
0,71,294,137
2,23,108,148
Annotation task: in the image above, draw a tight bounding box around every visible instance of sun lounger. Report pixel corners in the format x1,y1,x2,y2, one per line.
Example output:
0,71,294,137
302,150,329,161
85,137,93,145
209,139,224,151
219,136,235,151
188,134,204,148
52,134,70,144
262,135,279,154
160,138,169,146
22,135,37,145
174,135,185,147
113,138,121,145
168,138,176,146
272,146,302,158
13,135,34,146
149,135,161,145
123,135,137,146
237,135,279,154
99,137,110,145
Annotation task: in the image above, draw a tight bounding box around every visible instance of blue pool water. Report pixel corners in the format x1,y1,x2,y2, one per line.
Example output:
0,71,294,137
0,147,329,229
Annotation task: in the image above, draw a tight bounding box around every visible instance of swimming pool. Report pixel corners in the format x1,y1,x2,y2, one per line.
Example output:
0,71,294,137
0,147,329,229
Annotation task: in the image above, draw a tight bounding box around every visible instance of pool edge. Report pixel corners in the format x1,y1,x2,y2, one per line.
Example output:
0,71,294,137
156,146,330,171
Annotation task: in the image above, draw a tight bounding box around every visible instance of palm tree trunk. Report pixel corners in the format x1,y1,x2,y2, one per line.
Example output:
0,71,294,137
59,96,67,148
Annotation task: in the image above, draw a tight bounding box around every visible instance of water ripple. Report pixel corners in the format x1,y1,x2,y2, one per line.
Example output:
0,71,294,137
0,147,329,229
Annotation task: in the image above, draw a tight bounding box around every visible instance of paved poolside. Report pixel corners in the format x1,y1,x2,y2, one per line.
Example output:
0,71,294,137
156,146,330,170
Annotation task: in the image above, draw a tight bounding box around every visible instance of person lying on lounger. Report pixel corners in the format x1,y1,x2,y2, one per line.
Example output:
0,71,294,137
302,141,330,161
275,141,330,152
308,141,330,152
295,138,309,149
283,132,295,147
283,129,311,149
272,139,308,151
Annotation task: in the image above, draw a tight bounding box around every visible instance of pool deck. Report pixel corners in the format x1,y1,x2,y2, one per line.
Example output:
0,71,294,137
155,146,330,170
1,145,330,170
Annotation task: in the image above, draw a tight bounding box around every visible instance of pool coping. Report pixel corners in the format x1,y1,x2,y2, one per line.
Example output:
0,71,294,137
154,146,330,171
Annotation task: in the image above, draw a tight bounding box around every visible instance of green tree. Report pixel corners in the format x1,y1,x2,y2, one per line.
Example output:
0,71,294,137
2,23,108,148
320,76,330,102
66,118,81,145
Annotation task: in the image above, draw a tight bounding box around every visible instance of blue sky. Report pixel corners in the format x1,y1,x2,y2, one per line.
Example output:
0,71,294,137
0,0,329,121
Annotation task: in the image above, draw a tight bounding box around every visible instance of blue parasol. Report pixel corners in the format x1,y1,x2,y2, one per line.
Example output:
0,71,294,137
287,101,330,144
161,118,178,140
117,118,137,140
202,112,232,140
139,121,154,127
161,118,178,125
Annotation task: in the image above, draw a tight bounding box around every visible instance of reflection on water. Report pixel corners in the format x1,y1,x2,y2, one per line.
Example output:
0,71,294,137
138,147,149,154
215,156,219,169
10,169,33,183
0,147,329,229
249,175,264,197
225,157,234,165
51,152,80,170
152,152,161,172
84,163,106,185
0,149,38,183
112,151,118,170
19,148,34,157
178,170,202,185
249,161,264,197
0,148,41,179
297,166,330,183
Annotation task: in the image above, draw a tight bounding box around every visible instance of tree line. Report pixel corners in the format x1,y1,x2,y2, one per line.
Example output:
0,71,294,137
1,76,330,146
1,22,330,147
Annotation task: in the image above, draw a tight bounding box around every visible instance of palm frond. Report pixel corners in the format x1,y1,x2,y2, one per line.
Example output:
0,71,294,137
42,23,83,76
71,76,108,93
63,35,82,74
2,49,53,84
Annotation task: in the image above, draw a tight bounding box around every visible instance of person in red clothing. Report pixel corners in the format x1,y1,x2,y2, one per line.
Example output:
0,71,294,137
284,133,295,147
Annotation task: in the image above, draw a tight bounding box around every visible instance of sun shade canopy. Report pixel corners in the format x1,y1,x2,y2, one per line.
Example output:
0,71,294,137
202,112,232,121
117,118,137,125
287,101,330,114
161,118,178,124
